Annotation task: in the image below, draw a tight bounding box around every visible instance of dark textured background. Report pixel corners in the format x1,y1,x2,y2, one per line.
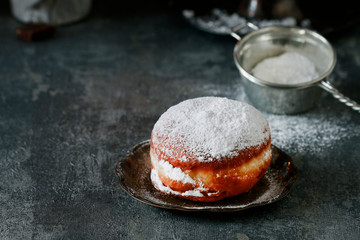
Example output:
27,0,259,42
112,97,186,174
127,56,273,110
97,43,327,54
1,1,359,239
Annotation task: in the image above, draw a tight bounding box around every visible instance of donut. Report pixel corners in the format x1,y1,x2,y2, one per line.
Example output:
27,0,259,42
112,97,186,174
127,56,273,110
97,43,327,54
150,97,271,202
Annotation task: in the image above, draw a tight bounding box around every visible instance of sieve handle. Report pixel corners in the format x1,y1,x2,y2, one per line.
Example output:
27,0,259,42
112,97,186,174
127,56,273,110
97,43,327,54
230,22,259,40
319,80,360,113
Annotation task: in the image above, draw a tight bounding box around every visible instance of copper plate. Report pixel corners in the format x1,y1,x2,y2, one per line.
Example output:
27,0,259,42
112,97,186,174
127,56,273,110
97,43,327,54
115,140,297,212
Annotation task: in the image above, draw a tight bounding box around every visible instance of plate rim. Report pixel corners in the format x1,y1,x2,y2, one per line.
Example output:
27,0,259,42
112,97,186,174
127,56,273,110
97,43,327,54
115,140,297,212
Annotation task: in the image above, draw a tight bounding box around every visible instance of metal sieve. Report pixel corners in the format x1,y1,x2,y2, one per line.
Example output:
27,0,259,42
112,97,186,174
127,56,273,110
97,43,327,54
232,23,360,114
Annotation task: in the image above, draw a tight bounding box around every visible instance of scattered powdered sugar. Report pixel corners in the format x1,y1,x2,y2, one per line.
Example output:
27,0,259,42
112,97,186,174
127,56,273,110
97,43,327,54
152,97,270,161
265,112,360,155
252,52,318,84
182,8,310,35
158,159,195,184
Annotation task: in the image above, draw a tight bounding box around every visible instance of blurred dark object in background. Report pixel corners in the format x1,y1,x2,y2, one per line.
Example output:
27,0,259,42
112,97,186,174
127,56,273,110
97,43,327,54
295,0,360,36
1,0,359,38
15,23,56,41
173,0,360,37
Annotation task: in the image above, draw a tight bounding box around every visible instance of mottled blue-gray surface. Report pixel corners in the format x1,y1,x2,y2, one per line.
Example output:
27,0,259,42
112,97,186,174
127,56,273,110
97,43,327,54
1,3,360,240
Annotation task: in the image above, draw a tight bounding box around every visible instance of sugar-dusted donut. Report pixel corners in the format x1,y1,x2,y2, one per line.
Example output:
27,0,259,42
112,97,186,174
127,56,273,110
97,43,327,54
150,97,271,202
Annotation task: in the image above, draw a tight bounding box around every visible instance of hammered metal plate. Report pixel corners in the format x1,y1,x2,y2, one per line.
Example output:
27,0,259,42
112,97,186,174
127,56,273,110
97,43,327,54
115,140,297,212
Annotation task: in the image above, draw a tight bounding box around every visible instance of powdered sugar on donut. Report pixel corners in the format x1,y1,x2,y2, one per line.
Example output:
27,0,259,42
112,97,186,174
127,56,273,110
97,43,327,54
152,97,270,161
